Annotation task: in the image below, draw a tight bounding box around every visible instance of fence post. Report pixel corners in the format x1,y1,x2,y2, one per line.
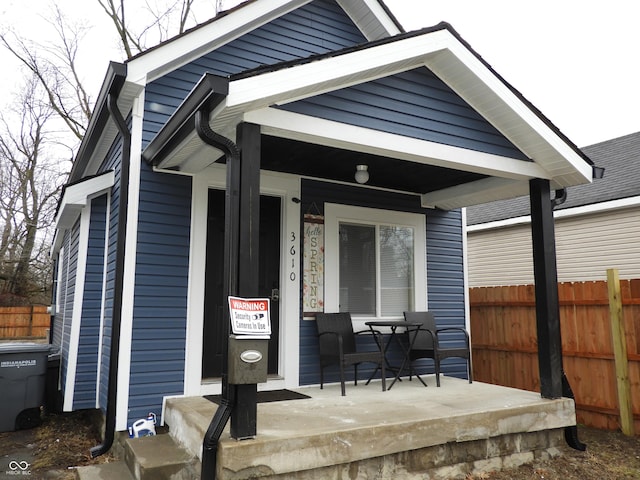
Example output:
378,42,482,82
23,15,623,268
606,268,635,436
29,305,34,337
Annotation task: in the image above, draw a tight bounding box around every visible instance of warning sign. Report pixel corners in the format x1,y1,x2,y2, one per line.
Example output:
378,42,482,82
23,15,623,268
228,296,271,336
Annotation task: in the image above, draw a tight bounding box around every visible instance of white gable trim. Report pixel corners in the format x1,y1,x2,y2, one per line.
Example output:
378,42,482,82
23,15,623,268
221,30,452,114
245,107,549,180
126,0,402,85
126,0,309,85
336,0,402,40
209,27,590,187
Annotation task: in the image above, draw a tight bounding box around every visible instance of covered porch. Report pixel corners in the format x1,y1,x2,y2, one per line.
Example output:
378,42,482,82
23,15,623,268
162,377,575,479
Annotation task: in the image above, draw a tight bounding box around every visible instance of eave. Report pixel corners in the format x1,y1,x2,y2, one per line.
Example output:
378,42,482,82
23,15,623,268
68,62,127,183
125,0,401,87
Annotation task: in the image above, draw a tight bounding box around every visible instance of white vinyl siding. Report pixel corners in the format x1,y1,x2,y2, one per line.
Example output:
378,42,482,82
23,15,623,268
467,206,640,287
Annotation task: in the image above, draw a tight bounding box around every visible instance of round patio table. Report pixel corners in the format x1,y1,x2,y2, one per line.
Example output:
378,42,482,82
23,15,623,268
365,320,426,390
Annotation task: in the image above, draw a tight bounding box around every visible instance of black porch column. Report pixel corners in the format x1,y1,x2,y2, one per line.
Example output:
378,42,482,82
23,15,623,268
230,122,261,439
529,178,563,398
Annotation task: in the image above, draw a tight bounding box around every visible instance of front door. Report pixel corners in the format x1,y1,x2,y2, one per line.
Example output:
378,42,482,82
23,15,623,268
202,189,281,379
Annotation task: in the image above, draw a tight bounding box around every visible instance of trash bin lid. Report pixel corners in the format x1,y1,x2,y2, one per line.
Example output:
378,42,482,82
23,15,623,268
0,342,52,354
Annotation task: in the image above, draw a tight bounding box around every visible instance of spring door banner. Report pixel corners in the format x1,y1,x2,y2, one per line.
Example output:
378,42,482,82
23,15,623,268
303,212,324,316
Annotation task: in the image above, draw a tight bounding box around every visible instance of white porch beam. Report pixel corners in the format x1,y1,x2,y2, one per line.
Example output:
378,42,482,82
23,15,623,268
421,177,530,210
244,107,549,181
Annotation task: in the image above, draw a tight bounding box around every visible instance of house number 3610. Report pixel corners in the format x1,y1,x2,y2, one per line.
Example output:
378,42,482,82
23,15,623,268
289,232,296,281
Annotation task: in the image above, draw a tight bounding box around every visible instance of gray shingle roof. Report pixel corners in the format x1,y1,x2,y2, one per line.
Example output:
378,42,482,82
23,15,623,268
466,131,640,225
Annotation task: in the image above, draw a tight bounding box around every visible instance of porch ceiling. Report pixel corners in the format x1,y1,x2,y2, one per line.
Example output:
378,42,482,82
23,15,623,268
260,135,486,194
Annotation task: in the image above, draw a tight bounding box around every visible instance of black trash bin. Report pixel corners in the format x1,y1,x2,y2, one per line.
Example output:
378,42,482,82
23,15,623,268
0,342,51,432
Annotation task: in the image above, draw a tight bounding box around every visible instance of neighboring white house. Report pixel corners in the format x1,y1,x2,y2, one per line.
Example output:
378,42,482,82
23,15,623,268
466,131,640,287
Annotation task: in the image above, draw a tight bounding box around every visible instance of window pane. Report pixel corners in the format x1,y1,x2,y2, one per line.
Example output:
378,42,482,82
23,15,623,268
339,223,376,315
380,226,414,316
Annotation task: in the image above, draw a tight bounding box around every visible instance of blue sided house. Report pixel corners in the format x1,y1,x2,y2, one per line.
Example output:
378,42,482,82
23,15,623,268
50,0,597,444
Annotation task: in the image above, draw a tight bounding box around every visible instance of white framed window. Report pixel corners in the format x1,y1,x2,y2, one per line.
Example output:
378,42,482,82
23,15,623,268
325,204,427,328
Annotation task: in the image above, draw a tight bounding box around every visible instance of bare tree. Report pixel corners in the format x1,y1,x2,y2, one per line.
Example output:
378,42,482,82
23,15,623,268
0,6,93,143
97,0,198,59
0,77,66,303
0,0,213,304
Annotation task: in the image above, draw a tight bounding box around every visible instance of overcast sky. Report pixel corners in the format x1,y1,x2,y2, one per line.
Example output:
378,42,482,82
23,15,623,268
1,0,638,148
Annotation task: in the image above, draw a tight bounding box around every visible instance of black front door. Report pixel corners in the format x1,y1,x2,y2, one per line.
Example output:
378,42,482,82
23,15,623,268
202,189,281,379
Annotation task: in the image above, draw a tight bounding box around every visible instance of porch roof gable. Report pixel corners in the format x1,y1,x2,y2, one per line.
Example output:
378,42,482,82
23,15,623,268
143,22,594,209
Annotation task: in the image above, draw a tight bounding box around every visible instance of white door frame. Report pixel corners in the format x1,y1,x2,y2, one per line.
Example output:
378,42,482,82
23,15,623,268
183,165,301,396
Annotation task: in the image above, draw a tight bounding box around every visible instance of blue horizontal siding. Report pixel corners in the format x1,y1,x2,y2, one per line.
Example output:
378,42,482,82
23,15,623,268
74,194,108,409
52,233,71,350
96,131,125,412
299,179,469,385
143,0,367,147
127,163,191,426
425,208,468,378
61,219,80,405
279,68,527,159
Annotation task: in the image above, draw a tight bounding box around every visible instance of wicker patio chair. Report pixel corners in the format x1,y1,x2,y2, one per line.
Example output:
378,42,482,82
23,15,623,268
316,312,386,396
403,311,472,387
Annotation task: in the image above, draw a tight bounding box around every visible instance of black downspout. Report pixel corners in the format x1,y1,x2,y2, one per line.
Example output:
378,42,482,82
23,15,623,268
195,108,241,480
90,93,131,458
550,188,587,451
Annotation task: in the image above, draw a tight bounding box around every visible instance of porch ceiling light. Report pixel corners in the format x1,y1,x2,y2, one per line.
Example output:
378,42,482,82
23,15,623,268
355,164,369,184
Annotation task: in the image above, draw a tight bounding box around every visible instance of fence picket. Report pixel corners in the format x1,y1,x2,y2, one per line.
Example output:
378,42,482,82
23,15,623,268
0,305,51,339
471,278,640,432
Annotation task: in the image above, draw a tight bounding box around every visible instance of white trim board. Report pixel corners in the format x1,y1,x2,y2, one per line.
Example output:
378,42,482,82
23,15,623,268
63,202,92,411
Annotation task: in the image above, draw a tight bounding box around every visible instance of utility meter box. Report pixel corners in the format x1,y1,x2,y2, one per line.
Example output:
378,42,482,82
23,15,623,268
227,296,271,384
228,335,269,384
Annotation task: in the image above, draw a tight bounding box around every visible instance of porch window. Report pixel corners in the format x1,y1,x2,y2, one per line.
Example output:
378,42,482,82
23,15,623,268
325,204,426,322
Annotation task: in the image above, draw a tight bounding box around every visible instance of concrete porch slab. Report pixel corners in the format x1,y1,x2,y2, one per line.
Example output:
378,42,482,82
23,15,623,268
164,377,576,479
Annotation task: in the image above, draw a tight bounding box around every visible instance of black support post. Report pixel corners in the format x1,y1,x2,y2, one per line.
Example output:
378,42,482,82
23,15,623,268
529,178,563,399
230,122,262,439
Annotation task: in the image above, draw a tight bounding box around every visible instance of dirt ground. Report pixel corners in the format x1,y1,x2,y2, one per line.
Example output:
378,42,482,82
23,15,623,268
0,410,113,480
0,410,639,479
479,426,640,480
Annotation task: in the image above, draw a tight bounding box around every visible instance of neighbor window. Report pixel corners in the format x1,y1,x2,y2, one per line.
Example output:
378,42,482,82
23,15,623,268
325,204,426,321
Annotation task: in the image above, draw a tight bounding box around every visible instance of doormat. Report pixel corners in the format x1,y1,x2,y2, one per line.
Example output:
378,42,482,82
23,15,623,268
205,389,310,405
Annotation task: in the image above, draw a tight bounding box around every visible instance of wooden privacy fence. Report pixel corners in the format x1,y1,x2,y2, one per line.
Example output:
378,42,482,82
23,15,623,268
470,277,640,432
0,305,51,339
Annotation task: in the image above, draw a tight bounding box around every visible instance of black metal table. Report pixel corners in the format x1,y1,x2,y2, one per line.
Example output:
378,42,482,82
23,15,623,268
365,320,426,389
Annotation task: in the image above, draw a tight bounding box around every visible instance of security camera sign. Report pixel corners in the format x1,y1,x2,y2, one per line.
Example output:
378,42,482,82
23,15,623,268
228,296,271,336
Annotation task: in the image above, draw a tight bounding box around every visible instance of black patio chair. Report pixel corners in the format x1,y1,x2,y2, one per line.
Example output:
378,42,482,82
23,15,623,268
403,311,472,387
316,312,386,396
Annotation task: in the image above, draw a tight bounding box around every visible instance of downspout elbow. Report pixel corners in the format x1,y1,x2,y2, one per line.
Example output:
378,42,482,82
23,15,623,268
195,108,240,161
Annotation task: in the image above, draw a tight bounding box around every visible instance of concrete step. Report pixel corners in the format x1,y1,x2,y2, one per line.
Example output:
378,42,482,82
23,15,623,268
164,396,216,460
75,461,134,479
123,433,200,480
74,434,199,480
